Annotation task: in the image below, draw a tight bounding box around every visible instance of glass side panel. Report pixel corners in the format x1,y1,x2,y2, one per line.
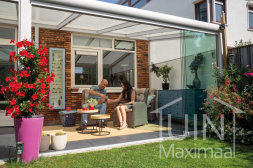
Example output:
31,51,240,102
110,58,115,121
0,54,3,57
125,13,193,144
249,12,253,29
215,3,223,22
0,45,15,109
132,0,147,8
183,31,217,90
75,52,98,85
115,40,135,51
0,1,17,20
73,36,112,48
103,51,135,87
197,2,207,22
0,27,15,40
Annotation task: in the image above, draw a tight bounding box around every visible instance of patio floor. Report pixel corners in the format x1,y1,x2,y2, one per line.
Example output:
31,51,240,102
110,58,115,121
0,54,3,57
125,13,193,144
0,119,185,160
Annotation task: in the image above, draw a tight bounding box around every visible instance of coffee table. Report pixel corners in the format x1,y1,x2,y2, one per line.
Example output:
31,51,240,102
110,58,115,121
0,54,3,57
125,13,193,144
77,109,99,134
90,114,110,136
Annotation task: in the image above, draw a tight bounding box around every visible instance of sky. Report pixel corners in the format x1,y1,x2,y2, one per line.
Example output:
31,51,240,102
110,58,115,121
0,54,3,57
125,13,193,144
96,0,118,3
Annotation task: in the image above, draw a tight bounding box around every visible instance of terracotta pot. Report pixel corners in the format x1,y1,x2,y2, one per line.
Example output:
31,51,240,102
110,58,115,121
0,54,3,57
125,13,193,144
14,116,44,163
89,106,95,110
51,133,67,150
39,134,50,152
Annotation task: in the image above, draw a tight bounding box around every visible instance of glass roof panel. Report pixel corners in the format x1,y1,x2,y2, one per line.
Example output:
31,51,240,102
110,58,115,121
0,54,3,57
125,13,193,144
0,1,17,21
144,30,181,38
32,7,72,25
66,15,126,30
112,24,162,35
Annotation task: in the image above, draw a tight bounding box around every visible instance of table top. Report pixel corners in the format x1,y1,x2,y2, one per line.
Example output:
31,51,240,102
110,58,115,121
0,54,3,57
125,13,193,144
90,114,110,120
77,109,99,114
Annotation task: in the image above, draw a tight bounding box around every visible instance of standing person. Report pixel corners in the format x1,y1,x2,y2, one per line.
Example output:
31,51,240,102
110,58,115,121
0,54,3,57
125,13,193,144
107,80,135,130
76,79,108,131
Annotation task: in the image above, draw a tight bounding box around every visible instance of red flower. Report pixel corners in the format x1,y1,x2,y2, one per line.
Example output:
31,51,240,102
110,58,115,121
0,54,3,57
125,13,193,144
28,107,33,112
51,71,55,78
39,45,42,49
41,83,46,89
38,78,43,83
47,103,50,107
50,105,53,110
25,53,32,59
35,102,39,107
41,96,46,102
44,47,48,55
5,77,10,82
19,50,27,56
12,77,17,81
31,54,35,58
20,70,30,78
16,41,24,48
25,41,32,47
6,108,13,115
10,39,15,43
40,89,46,95
8,67,14,73
15,83,21,89
29,102,33,107
9,51,16,57
9,99,16,105
24,83,29,88
31,93,38,100
17,91,25,97
38,49,44,55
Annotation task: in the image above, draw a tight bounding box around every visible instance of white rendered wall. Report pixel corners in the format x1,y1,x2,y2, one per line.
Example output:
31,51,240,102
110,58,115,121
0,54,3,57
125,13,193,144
143,0,195,20
226,0,253,47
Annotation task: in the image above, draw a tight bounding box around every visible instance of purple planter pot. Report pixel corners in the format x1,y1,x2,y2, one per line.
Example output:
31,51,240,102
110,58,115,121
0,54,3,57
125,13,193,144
14,116,44,163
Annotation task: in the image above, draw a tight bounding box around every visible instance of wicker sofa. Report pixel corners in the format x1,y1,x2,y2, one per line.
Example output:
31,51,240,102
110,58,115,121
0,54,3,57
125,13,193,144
147,88,157,122
113,88,149,128
81,89,107,125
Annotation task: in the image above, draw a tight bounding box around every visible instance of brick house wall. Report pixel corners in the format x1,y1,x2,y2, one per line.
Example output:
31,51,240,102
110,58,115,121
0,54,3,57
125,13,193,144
32,28,149,126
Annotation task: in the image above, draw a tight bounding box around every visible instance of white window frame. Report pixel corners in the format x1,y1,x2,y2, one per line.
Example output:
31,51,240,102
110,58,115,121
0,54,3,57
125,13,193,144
71,33,137,93
0,24,17,111
212,0,227,24
248,9,253,30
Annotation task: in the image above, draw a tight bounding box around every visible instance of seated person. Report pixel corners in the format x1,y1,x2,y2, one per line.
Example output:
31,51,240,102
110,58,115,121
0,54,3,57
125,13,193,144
107,80,135,130
76,79,108,131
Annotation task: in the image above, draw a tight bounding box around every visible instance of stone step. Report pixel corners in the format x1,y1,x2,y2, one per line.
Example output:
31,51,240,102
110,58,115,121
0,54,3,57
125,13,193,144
0,121,14,127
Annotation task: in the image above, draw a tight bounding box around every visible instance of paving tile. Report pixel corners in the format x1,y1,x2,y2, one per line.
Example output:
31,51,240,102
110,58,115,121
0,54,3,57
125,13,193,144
0,146,16,160
0,127,15,135
118,132,159,142
86,136,127,146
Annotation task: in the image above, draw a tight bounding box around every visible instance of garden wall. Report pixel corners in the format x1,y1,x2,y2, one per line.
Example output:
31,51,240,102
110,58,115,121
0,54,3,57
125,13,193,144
32,28,149,125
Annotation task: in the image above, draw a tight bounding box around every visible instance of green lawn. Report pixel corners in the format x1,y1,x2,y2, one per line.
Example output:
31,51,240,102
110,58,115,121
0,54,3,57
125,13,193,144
3,136,253,168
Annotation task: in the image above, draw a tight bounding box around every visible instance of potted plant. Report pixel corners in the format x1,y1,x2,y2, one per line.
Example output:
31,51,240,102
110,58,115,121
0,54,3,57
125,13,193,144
157,64,173,90
86,98,98,110
39,132,50,152
188,53,204,89
0,39,54,163
51,131,67,150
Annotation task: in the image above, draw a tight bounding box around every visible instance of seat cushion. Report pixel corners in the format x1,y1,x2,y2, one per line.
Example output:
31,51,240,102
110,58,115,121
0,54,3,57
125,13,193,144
147,95,156,105
148,88,157,96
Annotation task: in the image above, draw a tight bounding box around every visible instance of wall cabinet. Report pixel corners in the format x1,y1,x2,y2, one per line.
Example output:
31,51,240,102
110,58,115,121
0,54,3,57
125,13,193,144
158,89,206,121
49,48,65,109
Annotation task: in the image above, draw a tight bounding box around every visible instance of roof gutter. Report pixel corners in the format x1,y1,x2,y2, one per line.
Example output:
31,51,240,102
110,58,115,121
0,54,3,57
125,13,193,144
31,0,220,33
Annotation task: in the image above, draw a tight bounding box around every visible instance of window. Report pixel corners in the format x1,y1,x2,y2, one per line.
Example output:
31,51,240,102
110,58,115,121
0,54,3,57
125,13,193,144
0,26,17,110
215,0,225,22
196,1,208,22
120,0,150,8
103,51,135,87
71,35,136,91
249,8,253,29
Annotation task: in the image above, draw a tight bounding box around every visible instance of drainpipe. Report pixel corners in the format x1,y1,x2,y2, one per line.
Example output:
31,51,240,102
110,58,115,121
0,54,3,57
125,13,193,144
220,11,228,67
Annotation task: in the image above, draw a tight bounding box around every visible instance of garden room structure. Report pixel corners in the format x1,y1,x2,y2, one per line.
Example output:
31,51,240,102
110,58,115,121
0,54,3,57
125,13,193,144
0,0,222,129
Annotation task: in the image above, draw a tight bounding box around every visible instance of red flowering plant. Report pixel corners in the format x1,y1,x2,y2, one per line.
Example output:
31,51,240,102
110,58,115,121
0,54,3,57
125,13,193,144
201,63,253,145
0,39,55,118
